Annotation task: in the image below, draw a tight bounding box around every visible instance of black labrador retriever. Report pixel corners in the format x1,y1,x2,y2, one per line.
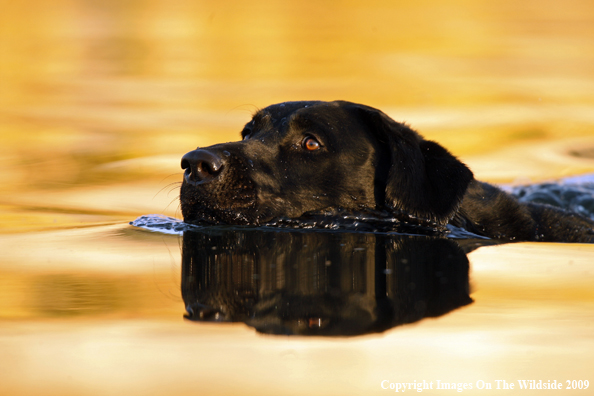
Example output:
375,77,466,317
180,100,594,243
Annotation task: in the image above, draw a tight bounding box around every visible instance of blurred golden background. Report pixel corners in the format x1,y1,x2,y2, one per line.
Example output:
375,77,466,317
2,0,594,222
1,1,594,395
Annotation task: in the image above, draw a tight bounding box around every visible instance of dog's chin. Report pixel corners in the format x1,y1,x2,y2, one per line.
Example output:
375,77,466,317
182,207,257,226
180,181,259,225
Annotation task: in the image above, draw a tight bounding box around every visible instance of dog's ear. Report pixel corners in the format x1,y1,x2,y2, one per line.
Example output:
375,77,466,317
345,103,474,225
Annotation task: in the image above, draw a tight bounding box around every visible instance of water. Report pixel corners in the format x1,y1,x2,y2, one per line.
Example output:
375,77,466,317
511,175,594,220
130,214,193,235
3,0,594,394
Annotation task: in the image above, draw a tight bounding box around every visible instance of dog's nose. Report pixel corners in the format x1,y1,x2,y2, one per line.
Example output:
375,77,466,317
181,149,225,184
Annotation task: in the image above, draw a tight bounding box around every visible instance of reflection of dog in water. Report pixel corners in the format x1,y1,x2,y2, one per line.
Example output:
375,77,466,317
182,229,474,336
180,100,594,242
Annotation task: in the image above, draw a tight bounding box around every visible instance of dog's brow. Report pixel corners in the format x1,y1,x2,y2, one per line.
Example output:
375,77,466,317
252,112,272,128
287,112,309,129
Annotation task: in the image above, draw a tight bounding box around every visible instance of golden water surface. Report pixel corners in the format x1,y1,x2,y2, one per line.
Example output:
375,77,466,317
1,0,594,395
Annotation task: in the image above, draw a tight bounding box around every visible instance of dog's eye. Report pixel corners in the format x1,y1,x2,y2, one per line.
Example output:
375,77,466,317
302,136,321,151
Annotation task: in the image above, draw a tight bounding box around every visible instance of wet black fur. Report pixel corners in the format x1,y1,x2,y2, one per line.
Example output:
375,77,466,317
180,100,594,243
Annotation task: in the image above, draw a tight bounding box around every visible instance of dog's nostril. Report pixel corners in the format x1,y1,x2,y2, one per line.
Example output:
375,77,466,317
181,149,225,183
181,158,191,170
198,162,214,175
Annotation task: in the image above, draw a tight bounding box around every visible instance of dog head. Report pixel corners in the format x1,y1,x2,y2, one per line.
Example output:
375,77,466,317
180,101,473,226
